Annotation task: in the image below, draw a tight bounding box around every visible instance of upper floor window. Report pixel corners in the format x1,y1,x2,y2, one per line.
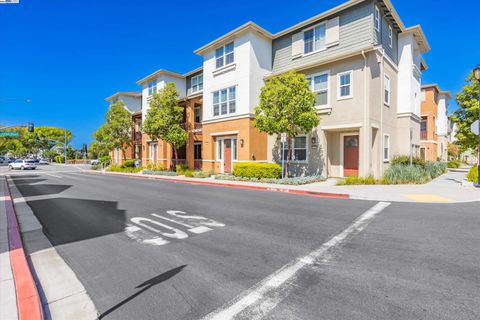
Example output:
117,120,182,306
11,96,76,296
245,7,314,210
388,25,393,48
384,74,391,106
304,24,326,54
194,106,202,123
306,72,329,106
213,86,236,116
337,71,353,99
148,79,157,96
421,91,426,101
215,42,234,69
191,74,203,93
374,6,380,31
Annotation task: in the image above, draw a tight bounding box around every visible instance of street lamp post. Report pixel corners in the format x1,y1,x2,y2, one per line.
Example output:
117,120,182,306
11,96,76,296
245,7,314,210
473,65,480,186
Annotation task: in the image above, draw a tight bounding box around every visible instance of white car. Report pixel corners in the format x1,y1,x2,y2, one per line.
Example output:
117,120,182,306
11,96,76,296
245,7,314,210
9,159,37,170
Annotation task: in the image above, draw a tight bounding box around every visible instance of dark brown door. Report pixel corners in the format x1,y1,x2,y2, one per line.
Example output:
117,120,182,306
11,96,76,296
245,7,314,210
343,135,359,177
224,139,232,173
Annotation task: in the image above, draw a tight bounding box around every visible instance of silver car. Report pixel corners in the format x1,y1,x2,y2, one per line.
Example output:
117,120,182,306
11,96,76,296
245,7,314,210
9,159,37,170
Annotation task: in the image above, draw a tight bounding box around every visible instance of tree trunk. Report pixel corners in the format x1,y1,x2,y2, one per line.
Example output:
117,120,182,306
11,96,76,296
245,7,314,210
173,146,178,171
286,136,293,178
121,147,127,162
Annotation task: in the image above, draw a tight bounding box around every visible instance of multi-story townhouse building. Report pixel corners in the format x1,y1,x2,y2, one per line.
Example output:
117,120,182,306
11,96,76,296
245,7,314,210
193,0,429,178
420,84,451,161
105,92,142,164
136,68,204,170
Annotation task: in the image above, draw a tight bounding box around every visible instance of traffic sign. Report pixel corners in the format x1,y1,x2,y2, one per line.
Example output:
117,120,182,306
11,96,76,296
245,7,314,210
48,141,58,145
280,132,287,143
471,120,479,135
0,132,19,137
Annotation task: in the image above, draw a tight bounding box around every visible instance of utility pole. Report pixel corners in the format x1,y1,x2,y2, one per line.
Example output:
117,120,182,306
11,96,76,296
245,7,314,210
64,128,67,165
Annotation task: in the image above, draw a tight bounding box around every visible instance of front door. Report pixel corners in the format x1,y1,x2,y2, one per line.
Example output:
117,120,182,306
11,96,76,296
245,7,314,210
343,135,359,177
223,139,232,173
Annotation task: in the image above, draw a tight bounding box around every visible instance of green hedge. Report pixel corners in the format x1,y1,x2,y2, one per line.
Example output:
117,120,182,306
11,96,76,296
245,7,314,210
107,164,142,173
447,160,461,168
100,155,111,165
467,166,478,183
337,176,379,185
233,162,282,179
391,155,425,167
122,159,137,168
54,155,65,163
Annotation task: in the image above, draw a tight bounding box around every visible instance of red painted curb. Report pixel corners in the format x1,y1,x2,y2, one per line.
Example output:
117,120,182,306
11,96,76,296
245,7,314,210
88,170,350,199
3,177,43,320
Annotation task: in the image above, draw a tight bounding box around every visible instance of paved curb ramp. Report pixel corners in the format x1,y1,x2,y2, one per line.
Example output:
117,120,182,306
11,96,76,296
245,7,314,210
2,176,98,320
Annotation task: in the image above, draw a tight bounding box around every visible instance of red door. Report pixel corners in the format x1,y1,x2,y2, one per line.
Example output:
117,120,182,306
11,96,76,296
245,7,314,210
223,139,232,173
343,135,359,177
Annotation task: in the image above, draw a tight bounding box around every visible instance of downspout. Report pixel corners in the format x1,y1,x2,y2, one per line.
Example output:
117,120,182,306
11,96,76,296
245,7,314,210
379,48,385,176
361,50,368,176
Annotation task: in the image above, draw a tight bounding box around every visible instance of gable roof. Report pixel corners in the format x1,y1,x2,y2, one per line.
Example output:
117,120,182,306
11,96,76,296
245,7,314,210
105,91,141,102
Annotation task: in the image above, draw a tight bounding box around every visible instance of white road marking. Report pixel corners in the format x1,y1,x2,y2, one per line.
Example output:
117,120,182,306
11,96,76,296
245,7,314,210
131,217,189,239
152,213,213,234
201,201,391,320
45,173,62,178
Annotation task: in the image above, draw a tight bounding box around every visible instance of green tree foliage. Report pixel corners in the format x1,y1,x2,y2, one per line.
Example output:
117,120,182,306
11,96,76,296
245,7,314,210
142,82,187,168
94,100,133,161
451,73,479,152
254,70,319,175
89,140,110,159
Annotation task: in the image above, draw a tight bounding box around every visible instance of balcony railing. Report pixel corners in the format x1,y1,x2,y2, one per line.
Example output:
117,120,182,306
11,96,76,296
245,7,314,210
180,122,202,133
134,131,142,142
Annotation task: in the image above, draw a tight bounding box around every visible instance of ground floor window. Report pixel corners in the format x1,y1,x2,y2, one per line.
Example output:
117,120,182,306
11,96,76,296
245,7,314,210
280,136,307,161
383,134,390,162
149,142,158,161
134,145,141,159
194,142,202,160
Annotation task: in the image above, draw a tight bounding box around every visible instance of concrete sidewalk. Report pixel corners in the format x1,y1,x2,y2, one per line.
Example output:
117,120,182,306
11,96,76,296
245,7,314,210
90,169,479,203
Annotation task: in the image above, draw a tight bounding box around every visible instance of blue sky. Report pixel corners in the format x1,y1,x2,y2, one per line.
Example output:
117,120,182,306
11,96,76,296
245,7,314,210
0,0,478,148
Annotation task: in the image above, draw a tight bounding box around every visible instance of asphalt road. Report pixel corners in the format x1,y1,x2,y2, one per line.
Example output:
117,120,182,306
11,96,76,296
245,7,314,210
5,165,480,320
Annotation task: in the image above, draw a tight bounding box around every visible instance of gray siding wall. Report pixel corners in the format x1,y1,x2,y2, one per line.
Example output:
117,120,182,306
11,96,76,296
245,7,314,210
186,71,203,96
373,2,398,64
272,1,374,74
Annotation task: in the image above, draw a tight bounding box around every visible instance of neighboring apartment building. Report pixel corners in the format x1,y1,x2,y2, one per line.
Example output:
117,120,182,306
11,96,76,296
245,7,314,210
105,92,142,164
107,0,432,178
420,84,451,161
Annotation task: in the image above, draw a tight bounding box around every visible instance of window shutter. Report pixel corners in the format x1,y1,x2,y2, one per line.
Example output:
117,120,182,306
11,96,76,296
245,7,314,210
325,16,340,48
291,31,304,58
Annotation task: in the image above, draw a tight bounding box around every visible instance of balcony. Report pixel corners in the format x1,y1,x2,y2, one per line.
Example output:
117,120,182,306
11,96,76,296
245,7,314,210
134,131,142,142
180,122,202,134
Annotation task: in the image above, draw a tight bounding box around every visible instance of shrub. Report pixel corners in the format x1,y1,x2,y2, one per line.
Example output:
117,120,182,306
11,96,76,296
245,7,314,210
467,166,478,183
108,164,142,173
193,171,211,178
383,164,430,184
146,162,165,171
233,162,282,179
215,174,324,185
122,159,137,168
447,160,461,168
54,155,65,163
183,169,194,177
176,163,189,175
91,164,101,170
424,161,447,179
143,170,178,176
100,155,111,165
391,155,425,168
337,176,379,185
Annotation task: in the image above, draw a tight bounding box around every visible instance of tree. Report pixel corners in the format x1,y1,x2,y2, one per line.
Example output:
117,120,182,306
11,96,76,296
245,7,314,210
89,140,110,159
96,101,133,161
142,82,187,169
254,70,319,176
450,73,479,152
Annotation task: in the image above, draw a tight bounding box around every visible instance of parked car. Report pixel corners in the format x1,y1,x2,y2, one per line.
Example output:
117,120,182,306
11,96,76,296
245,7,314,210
9,159,37,170
90,159,100,165
0,157,7,166
39,158,49,165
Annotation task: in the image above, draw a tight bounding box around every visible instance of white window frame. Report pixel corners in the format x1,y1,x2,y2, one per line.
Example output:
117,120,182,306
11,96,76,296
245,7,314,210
216,136,237,173
149,142,158,161
303,22,326,55
215,42,234,69
191,74,203,93
374,6,380,32
384,74,391,106
212,86,236,117
280,135,308,163
383,134,390,162
337,70,353,100
388,25,393,48
147,79,157,96
306,71,329,108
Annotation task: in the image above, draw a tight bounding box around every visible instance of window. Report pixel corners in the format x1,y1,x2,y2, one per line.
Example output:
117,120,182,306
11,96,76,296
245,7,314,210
374,6,380,31
306,72,329,106
383,134,390,162
194,143,202,160
147,79,157,96
337,71,353,99
194,106,201,123
384,74,391,106
421,91,426,101
215,42,234,69
304,23,326,54
232,138,237,160
280,136,307,161
388,25,393,48
191,74,203,93
216,140,222,160
213,86,236,116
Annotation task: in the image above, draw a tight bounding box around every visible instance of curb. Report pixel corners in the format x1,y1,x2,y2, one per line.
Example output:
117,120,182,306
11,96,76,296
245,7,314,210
3,177,43,320
87,170,350,200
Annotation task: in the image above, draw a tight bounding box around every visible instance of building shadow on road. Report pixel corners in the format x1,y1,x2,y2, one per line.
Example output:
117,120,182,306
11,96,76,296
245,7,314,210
98,265,187,319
